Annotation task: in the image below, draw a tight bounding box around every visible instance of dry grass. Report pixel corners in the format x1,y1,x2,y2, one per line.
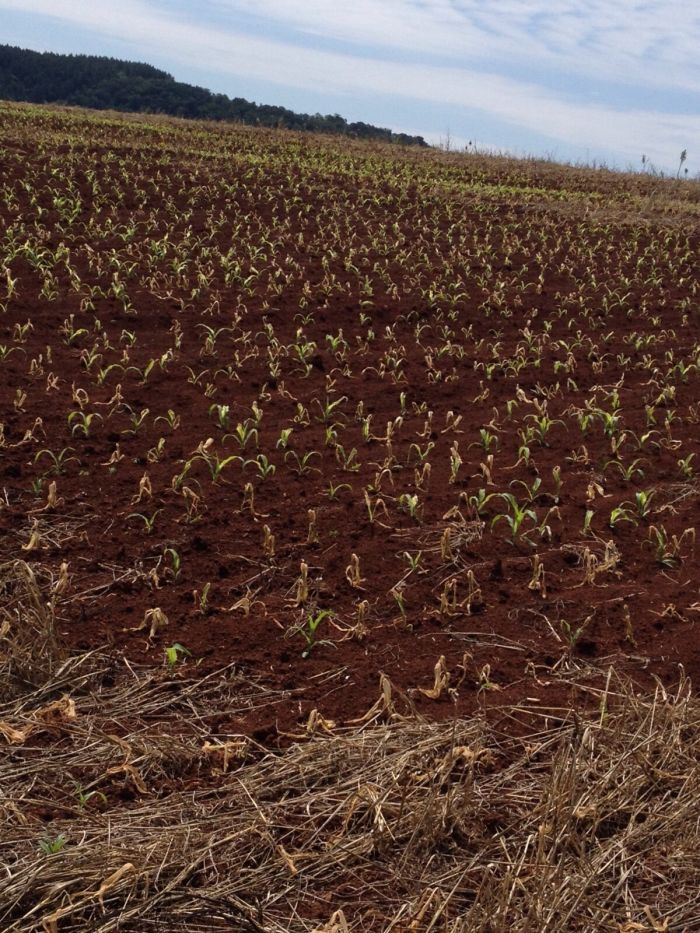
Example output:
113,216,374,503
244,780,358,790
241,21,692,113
0,560,65,700
1,621,698,931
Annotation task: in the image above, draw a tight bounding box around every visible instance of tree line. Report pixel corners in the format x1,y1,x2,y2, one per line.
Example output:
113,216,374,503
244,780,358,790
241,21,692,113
0,45,427,146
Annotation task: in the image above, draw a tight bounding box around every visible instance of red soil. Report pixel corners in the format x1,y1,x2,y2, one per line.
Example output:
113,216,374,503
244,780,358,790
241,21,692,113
1,104,699,740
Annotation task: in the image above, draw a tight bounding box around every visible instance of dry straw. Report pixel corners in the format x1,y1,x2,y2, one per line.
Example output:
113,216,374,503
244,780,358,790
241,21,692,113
0,561,698,931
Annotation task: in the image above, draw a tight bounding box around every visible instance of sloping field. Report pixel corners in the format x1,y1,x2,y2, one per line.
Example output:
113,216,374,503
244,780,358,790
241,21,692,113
1,103,699,930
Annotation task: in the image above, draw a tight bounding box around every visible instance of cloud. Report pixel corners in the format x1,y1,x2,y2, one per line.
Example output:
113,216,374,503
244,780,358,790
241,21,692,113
3,0,698,169
213,0,700,94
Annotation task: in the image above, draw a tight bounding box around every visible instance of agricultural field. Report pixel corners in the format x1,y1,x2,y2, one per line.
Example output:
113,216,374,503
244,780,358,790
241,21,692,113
1,102,699,931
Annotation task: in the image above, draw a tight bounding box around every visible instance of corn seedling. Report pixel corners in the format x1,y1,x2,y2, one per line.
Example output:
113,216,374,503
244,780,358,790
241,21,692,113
345,553,365,588
403,550,423,573
492,493,537,543
227,420,259,449
42,481,63,511
609,505,637,528
295,609,334,658
243,453,276,479
476,664,500,694
67,410,102,437
414,462,431,490
560,613,593,654
0,344,22,361
604,458,645,483
464,570,482,614
154,409,180,431
536,505,561,542
439,579,460,617
130,607,169,639
528,554,546,596
630,489,655,519
285,449,321,476
195,450,241,484
335,444,360,472
527,413,563,446
262,524,276,557
306,509,320,544
398,492,421,522
193,583,211,615
391,583,407,618
479,455,495,485
164,642,191,670
551,465,562,500
39,835,67,855
209,403,232,430
471,428,498,453
35,446,78,476
408,441,435,465
677,453,695,478
73,785,107,809
510,476,542,504
147,437,167,463
440,527,454,562
294,561,309,606
127,509,162,534
314,395,347,423
293,403,310,425
326,480,351,500
468,488,497,518
276,427,294,449
131,473,152,504
163,546,182,581
647,525,695,568
449,441,462,484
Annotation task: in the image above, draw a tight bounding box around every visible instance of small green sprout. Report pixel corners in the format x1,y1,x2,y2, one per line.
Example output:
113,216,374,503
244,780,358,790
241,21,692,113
209,403,231,430
491,493,536,543
678,453,695,479
127,509,162,534
74,784,107,809
155,409,181,431
468,488,497,518
35,447,79,477
297,610,334,658
326,481,352,500
163,546,182,580
276,427,294,449
243,453,276,479
403,551,423,572
67,410,102,437
398,493,421,521
609,505,637,528
165,642,191,669
193,583,211,615
39,834,67,855
285,450,321,476
314,395,347,423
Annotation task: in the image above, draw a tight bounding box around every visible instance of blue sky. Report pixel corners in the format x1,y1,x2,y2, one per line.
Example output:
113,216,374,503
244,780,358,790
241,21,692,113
2,1,699,173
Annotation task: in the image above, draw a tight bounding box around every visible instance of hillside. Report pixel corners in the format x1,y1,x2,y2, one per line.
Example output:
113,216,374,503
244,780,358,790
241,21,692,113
0,44,427,146
0,101,699,932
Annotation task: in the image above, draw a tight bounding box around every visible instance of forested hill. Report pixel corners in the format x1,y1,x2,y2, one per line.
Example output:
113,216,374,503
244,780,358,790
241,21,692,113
0,45,428,146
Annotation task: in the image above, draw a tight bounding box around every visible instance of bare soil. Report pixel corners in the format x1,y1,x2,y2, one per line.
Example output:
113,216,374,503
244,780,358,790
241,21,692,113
1,101,699,931
2,106,699,738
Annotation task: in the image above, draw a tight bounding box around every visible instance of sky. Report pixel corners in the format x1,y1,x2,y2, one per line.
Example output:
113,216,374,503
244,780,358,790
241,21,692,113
2,0,699,174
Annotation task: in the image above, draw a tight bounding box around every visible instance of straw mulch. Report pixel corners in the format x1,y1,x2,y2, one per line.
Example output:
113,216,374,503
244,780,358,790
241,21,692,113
1,560,698,932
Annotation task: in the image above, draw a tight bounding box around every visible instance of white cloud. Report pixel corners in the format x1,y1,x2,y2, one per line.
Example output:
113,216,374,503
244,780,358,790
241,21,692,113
213,0,700,94
2,0,698,169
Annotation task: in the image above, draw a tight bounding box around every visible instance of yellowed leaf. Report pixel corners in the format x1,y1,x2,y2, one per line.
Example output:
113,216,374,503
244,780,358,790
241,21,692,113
419,655,450,699
0,721,28,744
